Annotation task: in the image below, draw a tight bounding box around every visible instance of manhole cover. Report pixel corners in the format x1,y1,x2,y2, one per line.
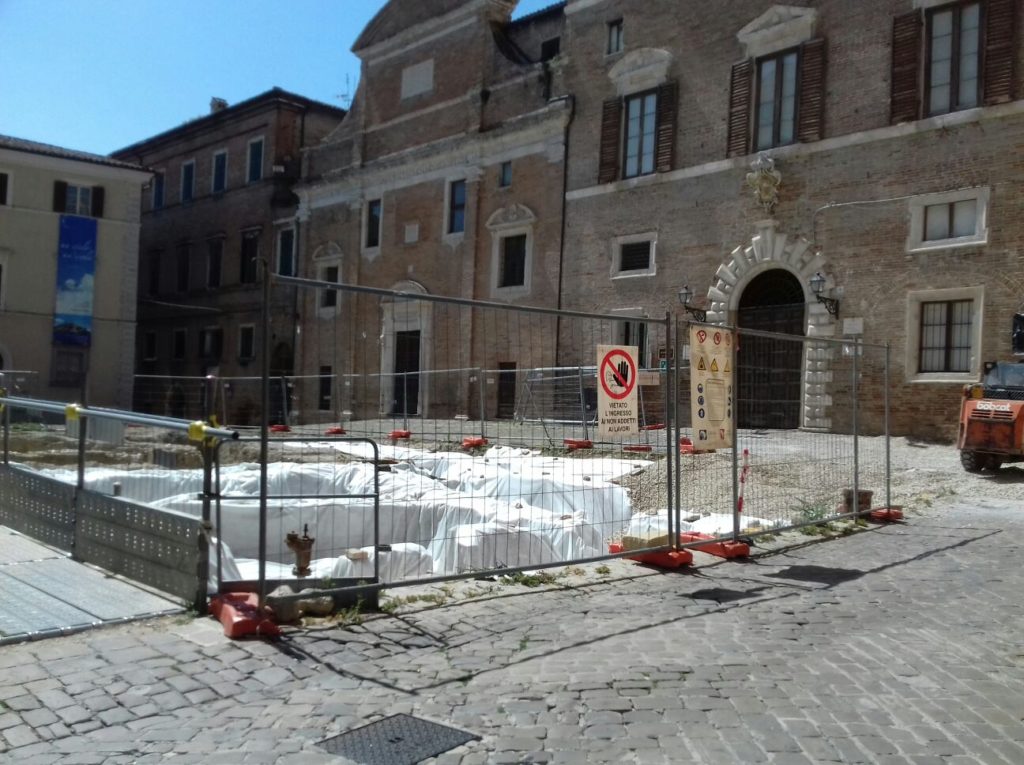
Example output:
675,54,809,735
689,587,760,603
768,565,863,585
319,713,479,764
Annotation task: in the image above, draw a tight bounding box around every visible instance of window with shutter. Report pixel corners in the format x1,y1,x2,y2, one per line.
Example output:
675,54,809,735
0,172,8,206
655,82,677,173
926,2,981,116
598,98,622,183
983,0,1017,105
797,39,827,142
727,61,753,157
891,12,923,124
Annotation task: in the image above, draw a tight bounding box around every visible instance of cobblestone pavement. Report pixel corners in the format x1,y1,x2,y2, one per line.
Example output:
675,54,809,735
2,497,1024,764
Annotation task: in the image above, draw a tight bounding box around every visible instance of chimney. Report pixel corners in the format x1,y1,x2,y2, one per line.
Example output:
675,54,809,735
210,97,229,114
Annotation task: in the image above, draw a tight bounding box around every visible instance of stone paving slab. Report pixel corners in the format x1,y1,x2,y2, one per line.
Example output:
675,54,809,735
2,501,1024,763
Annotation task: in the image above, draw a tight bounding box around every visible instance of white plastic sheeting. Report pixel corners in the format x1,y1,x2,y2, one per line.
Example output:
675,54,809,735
43,445,651,581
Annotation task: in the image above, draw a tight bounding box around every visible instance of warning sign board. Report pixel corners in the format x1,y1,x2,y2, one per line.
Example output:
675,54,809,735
689,327,734,450
597,345,638,438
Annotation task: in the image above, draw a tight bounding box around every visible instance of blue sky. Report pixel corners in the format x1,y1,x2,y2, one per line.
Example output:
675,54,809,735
0,0,556,156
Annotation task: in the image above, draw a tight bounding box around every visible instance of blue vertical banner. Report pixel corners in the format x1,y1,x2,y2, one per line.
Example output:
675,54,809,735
53,215,97,347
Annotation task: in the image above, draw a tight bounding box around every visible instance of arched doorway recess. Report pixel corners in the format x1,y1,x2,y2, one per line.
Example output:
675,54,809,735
737,269,804,429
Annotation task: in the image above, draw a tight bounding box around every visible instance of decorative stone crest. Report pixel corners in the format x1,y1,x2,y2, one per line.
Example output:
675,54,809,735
746,154,783,215
486,203,536,231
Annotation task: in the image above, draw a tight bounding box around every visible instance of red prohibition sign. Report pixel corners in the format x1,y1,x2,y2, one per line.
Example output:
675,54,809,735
600,349,637,400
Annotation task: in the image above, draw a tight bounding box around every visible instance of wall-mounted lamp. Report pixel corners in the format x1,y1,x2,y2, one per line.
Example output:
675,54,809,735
677,285,707,323
810,272,839,316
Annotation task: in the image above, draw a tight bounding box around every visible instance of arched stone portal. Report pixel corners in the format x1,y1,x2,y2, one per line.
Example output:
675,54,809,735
703,221,837,430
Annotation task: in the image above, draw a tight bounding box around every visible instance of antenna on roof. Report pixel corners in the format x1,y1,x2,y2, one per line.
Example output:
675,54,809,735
337,74,353,109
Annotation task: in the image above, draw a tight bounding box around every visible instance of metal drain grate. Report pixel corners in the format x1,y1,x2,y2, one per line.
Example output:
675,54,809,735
319,713,479,765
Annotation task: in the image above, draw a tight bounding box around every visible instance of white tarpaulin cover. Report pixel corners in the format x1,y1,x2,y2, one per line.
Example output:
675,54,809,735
41,445,650,581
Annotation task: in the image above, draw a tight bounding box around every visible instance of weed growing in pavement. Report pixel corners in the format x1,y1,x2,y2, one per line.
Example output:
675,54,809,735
379,592,448,613
796,500,831,523
594,565,612,575
500,571,559,588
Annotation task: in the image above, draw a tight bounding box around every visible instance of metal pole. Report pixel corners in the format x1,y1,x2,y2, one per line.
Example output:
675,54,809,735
215,442,224,596
478,368,486,440
2,396,9,465
885,342,892,509
403,372,409,431
196,442,213,615
76,413,87,491
675,317,682,545
664,314,674,550
852,337,860,515
578,366,589,441
732,326,740,541
258,262,271,608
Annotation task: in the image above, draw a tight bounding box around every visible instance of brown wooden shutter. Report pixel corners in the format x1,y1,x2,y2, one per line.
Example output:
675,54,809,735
91,186,105,218
890,11,922,124
53,180,68,213
726,60,753,158
655,81,677,173
983,0,1017,105
598,98,622,183
797,39,827,143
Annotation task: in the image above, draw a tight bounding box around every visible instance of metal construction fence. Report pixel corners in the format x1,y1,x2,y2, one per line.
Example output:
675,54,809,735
0,278,896,612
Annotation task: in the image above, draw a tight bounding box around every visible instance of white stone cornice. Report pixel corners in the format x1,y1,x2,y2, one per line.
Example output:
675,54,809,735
608,49,674,96
737,6,818,59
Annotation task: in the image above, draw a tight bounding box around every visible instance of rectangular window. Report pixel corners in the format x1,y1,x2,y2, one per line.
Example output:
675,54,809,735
318,365,333,411
238,325,255,360
142,332,157,361
277,228,295,276
756,49,799,150
148,251,161,296
247,138,263,183
51,348,87,387
66,184,93,216
607,19,624,55
924,199,978,241
212,150,227,193
0,172,8,205
366,199,382,248
400,60,434,100
176,244,190,293
623,91,657,178
172,329,187,361
448,181,466,234
181,160,195,203
152,172,164,210
541,37,561,61
920,299,973,373
927,2,981,116
499,161,512,188
320,265,339,308
207,239,223,289
619,241,652,273
200,328,223,360
240,231,259,284
499,234,527,288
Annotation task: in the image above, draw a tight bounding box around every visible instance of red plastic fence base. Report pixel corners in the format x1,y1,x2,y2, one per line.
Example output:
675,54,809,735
389,430,412,440
609,542,693,569
564,438,593,450
325,426,346,435
678,532,750,559
270,424,291,433
869,507,905,523
209,592,281,639
462,436,488,449
640,424,666,431
623,445,653,453
680,437,715,455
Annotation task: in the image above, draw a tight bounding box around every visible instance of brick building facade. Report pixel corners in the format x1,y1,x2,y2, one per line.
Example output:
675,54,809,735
300,0,1023,440
113,89,344,423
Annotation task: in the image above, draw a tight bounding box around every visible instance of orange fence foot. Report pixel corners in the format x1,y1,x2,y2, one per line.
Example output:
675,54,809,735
325,426,346,435
564,438,593,451
462,436,488,449
389,429,412,441
609,543,693,569
623,445,653,453
270,424,291,433
209,592,281,639
678,532,750,559
869,507,905,523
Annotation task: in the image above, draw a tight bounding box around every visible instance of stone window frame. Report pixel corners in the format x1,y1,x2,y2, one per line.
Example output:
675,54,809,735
754,46,800,151
246,136,265,184
924,0,982,117
363,197,383,254
610,232,657,280
904,285,984,383
607,19,624,56
906,187,989,252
